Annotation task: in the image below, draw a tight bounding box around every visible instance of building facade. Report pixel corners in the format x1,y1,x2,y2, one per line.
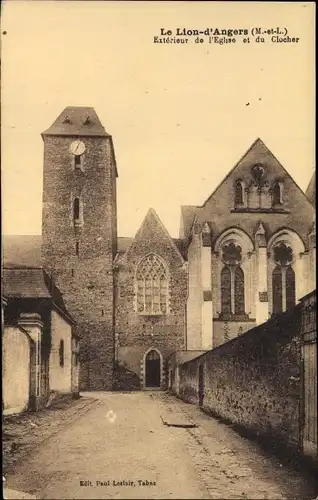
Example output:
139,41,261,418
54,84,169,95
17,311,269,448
182,140,316,349
2,268,80,414
4,106,315,392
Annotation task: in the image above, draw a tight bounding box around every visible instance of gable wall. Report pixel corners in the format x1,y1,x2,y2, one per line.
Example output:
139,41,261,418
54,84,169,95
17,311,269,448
198,142,314,248
115,213,187,388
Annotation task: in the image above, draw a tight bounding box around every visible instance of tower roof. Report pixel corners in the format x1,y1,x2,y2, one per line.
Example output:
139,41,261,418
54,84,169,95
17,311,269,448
42,106,110,137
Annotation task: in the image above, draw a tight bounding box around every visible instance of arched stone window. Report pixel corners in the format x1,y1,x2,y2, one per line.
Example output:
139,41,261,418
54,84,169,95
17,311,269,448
268,229,305,315
234,267,245,314
136,254,168,315
272,266,283,314
234,180,244,207
286,266,296,311
220,242,246,317
271,242,295,313
221,267,231,314
215,228,253,321
73,197,83,227
73,197,80,221
272,181,283,206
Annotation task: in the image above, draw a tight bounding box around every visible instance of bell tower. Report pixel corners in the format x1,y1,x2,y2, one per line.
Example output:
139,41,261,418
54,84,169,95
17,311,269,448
41,106,117,390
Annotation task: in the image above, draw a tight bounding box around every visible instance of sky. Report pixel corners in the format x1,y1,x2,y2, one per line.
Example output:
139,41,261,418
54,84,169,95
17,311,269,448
1,1,315,238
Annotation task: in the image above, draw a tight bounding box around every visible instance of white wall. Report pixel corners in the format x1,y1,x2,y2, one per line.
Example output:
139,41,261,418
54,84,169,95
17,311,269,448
186,235,202,349
3,326,31,415
201,246,213,349
49,310,72,393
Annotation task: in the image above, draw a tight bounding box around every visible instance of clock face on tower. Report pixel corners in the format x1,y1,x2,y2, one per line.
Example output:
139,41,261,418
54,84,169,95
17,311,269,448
70,140,86,156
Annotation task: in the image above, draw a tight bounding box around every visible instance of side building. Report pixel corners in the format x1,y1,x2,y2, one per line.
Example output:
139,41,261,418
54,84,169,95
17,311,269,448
2,267,80,415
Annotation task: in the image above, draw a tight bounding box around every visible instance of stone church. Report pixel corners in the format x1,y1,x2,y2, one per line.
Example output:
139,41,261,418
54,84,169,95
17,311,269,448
4,106,316,392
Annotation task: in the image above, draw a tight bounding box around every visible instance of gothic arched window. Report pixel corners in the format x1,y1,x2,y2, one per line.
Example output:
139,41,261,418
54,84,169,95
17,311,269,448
286,266,296,311
220,242,246,317
272,266,283,314
272,181,283,206
272,242,296,314
235,181,244,206
234,267,245,314
136,254,168,315
221,267,231,314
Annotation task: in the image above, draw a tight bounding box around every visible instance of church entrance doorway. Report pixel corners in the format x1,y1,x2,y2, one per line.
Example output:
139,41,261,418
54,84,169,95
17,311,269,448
145,350,161,388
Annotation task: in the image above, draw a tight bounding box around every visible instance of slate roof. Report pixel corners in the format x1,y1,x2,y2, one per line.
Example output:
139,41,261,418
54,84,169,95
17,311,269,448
180,205,201,240
42,107,109,137
123,208,185,262
3,234,186,265
2,267,74,323
3,268,51,298
305,171,316,207
173,238,185,258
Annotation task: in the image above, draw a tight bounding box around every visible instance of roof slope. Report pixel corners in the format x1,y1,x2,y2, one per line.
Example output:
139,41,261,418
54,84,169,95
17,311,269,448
124,208,185,263
3,234,186,266
305,171,316,207
42,106,109,137
2,267,74,323
3,268,51,298
180,205,200,240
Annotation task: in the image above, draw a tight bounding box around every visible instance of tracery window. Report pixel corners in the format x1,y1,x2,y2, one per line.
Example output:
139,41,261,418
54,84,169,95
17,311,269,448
272,266,283,314
220,242,245,317
221,267,231,314
272,242,295,313
136,254,168,315
234,267,245,314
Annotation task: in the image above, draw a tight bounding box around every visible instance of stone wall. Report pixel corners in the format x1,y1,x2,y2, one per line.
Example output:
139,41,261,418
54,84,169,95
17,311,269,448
213,319,257,348
115,209,187,389
176,308,302,449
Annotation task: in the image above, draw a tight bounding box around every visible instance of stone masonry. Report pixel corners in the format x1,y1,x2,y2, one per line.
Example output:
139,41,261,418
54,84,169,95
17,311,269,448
41,110,117,391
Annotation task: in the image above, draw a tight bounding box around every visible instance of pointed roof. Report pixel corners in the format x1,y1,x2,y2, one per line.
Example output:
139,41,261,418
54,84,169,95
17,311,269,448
42,106,110,137
179,138,314,241
201,137,311,207
125,208,185,262
305,171,316,207
180,140,270,239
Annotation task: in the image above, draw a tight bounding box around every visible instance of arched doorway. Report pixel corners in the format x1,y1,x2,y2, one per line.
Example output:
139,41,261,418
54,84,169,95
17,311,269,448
145,350,161,388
